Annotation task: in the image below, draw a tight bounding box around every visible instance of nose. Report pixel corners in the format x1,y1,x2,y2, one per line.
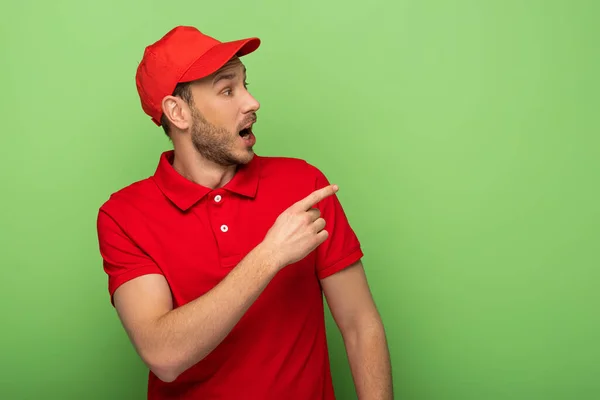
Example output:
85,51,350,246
242,90,260,114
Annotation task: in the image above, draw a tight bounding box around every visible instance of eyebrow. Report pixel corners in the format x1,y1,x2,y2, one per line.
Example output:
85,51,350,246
213,73,236,86
212,67,247,86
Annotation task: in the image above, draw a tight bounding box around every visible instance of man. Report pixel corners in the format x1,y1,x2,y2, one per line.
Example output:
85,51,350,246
96,25,392,399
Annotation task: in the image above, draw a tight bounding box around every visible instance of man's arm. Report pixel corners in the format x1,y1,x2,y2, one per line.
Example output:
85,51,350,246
113,245,277,383
321,260,393,399
105,184,338,383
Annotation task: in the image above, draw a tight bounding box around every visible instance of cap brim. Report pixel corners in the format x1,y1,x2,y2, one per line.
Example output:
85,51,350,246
179,37,261,83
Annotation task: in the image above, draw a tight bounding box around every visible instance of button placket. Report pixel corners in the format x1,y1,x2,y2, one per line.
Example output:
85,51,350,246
212,192,228,234
208,190,239,267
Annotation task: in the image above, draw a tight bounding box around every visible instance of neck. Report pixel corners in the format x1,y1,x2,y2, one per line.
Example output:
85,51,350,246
171,144,237,190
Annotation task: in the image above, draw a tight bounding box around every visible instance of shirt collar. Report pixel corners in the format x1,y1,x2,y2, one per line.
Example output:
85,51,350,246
152,150,261,211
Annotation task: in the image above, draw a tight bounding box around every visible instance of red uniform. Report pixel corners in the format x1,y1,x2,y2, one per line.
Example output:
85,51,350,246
97,150,363,399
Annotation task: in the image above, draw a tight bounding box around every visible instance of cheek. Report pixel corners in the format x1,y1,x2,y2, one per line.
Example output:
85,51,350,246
207,104,239,131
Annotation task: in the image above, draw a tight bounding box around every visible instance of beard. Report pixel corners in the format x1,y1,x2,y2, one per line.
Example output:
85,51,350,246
189,107,255,167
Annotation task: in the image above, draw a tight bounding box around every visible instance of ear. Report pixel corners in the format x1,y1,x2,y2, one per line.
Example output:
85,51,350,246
161,96,191,131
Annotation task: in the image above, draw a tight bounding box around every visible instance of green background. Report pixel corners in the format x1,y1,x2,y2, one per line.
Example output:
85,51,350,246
2,0,599,399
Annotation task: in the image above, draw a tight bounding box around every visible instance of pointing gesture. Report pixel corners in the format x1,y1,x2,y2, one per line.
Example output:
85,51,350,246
293,184,339,211
261,185,339,270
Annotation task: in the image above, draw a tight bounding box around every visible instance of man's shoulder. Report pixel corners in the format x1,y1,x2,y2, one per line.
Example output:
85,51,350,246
257,155,323,178
98,176,160,216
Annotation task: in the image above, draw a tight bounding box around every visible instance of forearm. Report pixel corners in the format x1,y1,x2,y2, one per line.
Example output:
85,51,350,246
146,244,279,381
345,318,393,399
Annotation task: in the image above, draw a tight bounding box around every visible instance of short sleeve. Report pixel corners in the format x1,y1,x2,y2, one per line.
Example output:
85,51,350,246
310,166,364,279
97,208,163,305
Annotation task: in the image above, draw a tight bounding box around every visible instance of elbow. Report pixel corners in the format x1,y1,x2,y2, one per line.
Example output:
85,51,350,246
341,315,386,345
152,366,180,383
142,350,184,383
142,348,211,383
150,368,179,383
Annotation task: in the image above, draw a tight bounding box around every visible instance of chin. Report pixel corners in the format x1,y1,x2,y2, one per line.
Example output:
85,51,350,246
240,150,255,164
232,149,254,166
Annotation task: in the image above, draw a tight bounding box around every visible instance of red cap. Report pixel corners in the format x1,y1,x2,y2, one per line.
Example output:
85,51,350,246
135,26,261,126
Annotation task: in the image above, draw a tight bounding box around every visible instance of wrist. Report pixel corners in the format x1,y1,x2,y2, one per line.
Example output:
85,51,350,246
254,242,284,274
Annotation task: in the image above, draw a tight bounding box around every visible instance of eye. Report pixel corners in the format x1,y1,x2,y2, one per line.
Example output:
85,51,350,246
222,88,232,96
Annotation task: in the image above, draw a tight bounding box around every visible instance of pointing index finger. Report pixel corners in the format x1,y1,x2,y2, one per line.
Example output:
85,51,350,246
295,184,339,211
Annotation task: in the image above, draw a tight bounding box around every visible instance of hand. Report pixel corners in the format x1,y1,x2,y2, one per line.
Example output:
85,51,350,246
261,184,339,270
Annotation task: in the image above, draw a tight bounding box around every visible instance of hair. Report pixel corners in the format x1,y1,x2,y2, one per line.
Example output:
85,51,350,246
161,81,194,137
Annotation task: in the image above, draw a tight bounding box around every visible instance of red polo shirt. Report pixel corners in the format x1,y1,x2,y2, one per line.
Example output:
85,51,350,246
96,150,363,399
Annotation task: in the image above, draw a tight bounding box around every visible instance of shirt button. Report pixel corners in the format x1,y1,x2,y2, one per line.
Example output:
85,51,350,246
214,195,222,203
220,224,229,233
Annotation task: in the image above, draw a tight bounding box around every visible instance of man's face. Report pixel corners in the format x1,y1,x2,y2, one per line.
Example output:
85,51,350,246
187,57,260,166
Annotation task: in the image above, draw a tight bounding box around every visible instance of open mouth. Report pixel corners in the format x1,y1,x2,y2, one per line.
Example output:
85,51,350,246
239,127,252,137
